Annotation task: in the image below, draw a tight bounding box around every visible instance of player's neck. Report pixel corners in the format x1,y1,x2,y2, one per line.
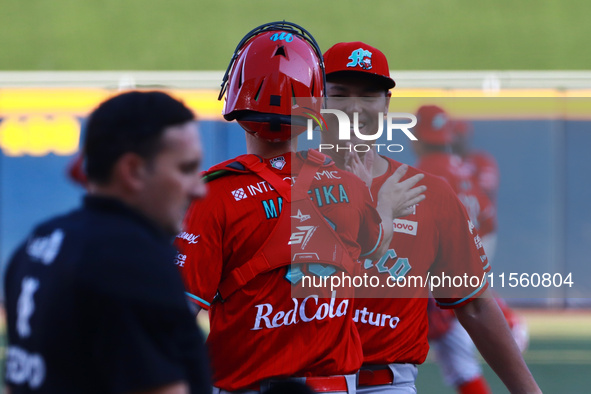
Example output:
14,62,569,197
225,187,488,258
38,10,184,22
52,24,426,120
245,132,296,158
325,151,346,169
372,152,389,178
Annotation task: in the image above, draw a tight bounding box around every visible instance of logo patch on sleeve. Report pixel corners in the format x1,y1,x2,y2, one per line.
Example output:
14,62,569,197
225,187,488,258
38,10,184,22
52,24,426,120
231,188,248,201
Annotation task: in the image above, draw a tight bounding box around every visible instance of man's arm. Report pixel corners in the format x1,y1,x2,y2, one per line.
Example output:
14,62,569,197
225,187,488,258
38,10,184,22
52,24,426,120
455,290,541,394
193,304,202,316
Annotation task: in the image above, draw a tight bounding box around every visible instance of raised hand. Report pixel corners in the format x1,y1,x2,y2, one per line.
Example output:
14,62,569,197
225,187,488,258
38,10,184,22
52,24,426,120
344,145,375,188
377,164,426,219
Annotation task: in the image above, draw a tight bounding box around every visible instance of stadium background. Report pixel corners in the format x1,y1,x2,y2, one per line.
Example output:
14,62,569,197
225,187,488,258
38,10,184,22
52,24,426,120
1,1,590,392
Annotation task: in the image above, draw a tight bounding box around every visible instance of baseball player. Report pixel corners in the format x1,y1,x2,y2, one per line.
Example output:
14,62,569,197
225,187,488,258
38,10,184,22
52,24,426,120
451,120,500,205
449,119,498,262
414,105,531,393
175,23,425,394
320,41,541,394
66,152,88,187
450,118,529,353
413,106,497,264
4,91,211,393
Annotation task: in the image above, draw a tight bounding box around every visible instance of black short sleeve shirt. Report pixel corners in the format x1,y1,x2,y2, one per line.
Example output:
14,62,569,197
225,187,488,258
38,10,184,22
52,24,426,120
3,196,211,394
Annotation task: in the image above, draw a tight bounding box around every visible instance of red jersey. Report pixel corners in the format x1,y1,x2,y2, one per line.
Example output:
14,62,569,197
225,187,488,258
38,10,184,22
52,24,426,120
417,152,497,237
355,157,490,365
415,152,467,194
463,150,500,204
176,152,383,391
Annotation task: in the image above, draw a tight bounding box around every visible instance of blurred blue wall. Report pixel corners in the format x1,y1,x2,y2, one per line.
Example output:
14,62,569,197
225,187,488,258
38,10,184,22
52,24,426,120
1,119,590,305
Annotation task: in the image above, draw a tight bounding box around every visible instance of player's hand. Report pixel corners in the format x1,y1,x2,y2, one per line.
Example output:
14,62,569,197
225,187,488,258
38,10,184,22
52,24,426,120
344,144,375,188
377,164,426,218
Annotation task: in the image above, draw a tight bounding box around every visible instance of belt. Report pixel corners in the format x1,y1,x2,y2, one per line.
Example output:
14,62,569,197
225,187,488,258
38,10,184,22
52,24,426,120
358,368,394,386
249,376,349,392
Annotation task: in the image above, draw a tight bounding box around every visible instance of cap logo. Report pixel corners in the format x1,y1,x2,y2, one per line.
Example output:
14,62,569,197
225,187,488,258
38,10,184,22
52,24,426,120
346,48,372,70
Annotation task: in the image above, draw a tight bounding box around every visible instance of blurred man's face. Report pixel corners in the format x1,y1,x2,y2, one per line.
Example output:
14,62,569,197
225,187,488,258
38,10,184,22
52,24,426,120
452,132,470,157
322,74,391,163
137,121,206,235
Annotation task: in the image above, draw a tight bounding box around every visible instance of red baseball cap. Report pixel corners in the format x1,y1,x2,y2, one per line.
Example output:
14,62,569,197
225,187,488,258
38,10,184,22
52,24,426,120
323,41,395,89
450,119,473,136
414,105,453,146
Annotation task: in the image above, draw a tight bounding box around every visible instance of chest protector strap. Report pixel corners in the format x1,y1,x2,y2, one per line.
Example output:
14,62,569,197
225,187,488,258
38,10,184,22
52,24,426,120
206,154,292,202
215,149,357,302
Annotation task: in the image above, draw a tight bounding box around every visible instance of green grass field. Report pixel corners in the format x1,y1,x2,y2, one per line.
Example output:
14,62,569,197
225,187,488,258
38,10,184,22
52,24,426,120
417,339,591,393
1,0,590,70
417,311,591,393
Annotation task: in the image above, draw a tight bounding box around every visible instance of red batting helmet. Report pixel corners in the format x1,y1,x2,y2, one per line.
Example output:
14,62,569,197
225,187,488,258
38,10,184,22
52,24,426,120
218,21,326,142
414,105,453,146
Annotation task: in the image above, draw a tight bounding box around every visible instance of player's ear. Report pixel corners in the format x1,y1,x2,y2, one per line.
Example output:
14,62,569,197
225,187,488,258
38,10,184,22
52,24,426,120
113,152,149,192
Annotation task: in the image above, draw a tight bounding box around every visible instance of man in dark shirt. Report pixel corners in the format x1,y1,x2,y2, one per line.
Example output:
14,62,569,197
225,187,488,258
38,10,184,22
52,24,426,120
3,91,211,394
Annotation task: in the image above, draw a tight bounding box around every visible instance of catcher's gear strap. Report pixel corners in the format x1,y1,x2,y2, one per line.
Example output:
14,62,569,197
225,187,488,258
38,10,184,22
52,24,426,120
204,154,292,201
216,149,356,301
292,148,326,200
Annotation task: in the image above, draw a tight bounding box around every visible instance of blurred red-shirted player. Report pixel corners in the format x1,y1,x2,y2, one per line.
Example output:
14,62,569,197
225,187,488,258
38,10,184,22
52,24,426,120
67,153,88,187
451,120,500,205
412,105,494,394
413,106,529,394
413,106,497,248
450,118,529,352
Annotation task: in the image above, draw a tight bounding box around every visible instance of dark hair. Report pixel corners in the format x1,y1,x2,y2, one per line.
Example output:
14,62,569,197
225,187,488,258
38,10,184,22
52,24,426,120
83,91,195,184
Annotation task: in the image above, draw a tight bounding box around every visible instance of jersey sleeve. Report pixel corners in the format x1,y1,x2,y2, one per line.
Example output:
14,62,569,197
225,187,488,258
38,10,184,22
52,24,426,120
174,190,226,310
429,179,490,309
